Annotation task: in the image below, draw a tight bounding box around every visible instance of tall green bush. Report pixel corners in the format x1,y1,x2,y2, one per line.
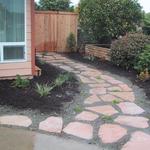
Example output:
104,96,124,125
79,0,143,44
111,33,150,69
38,0,71,11
66,33,77,52
134,45,150,73
143,13,150,35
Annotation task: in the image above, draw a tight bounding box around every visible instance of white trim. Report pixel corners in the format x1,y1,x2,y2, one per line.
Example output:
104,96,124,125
0,0,27,63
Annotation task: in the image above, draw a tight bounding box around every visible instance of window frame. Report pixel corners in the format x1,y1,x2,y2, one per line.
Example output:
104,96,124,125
0,0,27,63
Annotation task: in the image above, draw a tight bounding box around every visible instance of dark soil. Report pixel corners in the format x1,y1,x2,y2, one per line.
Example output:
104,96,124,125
0,61,79,114
65,53,150,100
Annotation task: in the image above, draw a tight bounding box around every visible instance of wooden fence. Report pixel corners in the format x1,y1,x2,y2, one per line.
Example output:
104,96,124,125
35,11,78,52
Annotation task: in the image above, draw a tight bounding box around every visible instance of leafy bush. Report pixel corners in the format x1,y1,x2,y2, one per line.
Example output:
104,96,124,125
35,83,53,97
66,33,76,52
111,33,150,69
143,13,150,35
79,0,143,44
134,45,150,77
12,75,30,88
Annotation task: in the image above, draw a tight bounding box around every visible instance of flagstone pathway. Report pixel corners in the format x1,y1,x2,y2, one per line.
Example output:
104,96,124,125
0,53,150,150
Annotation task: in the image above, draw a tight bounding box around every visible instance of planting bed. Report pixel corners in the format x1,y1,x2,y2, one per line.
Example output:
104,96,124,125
0,61,79,114
66,53,150,100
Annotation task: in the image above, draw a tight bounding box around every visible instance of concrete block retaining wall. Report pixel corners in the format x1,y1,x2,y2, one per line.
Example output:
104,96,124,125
85,44,110,61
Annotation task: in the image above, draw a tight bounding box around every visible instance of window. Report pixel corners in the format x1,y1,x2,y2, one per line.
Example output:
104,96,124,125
0,0,26,62
4,46,25,60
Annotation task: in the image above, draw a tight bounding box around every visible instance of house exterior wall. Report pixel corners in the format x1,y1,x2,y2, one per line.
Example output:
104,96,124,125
0,0,34,79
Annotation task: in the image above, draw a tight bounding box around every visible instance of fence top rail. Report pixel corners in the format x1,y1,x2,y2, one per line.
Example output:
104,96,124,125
35,11,78,15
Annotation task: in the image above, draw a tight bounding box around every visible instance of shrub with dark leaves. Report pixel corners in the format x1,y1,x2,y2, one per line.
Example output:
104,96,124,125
111,33,150,70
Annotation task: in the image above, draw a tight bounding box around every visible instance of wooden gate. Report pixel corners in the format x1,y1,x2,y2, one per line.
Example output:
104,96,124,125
35,11,78,52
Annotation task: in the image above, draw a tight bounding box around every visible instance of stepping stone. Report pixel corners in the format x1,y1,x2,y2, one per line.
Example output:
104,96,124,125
100,94,119,102
99,124,127,143
115,116,149,128
100,75,123,84
81,71,102,77
89,78,106,84
88,83,110,88
86,105,118,116
122,131,150,150
118,84,132,92
107,86,122,92
0,115,32,127
39,117,63,133
110,92,135,102
107,79,123,85
118,102,144,115
90,88,106,95
84,95,101,104
75,111,99,121
63,122,93,140
77,75,95,83
59,65,74,72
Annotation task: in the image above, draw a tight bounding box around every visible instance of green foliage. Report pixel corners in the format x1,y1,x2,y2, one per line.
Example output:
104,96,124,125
112,99,121,105
101,115,113,122
143,13,150,35
79,0,143,44
39,60,46,65
12,75,30,89
35,83,53,97
35,73,72,97
38,0,71,11
111,33,150,69
74,105,83,113
96,76,101,80
83,55,95,61
134,45,150,73
42,51,48,58
66,33,77,52
53,73,72,87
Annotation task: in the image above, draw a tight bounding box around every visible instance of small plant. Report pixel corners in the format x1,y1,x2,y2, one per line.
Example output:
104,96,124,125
74,105,83,113
39,60,46,65
134,45,150,80
35,73,72,97
35,83,53,97
96,76,101,80
111,89,120,92
54,73,72,87
138,69,150,81
66,32,76,52
84,55,95,61
42,51,48,57
80,91,88,97
12,75,30,88
101,115,113,122
112,99,121,105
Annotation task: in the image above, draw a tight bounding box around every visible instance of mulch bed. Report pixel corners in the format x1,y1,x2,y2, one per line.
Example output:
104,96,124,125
0,61,79,114
65,53,150,100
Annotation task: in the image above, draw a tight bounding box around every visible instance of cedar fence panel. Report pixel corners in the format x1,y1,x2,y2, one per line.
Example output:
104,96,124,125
35,11,78,52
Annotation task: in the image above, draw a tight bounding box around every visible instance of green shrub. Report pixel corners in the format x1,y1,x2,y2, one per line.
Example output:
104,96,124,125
35,83,53,97
111,33,150,69
134,45,150,73
12,75,30,88
66,32,76,52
